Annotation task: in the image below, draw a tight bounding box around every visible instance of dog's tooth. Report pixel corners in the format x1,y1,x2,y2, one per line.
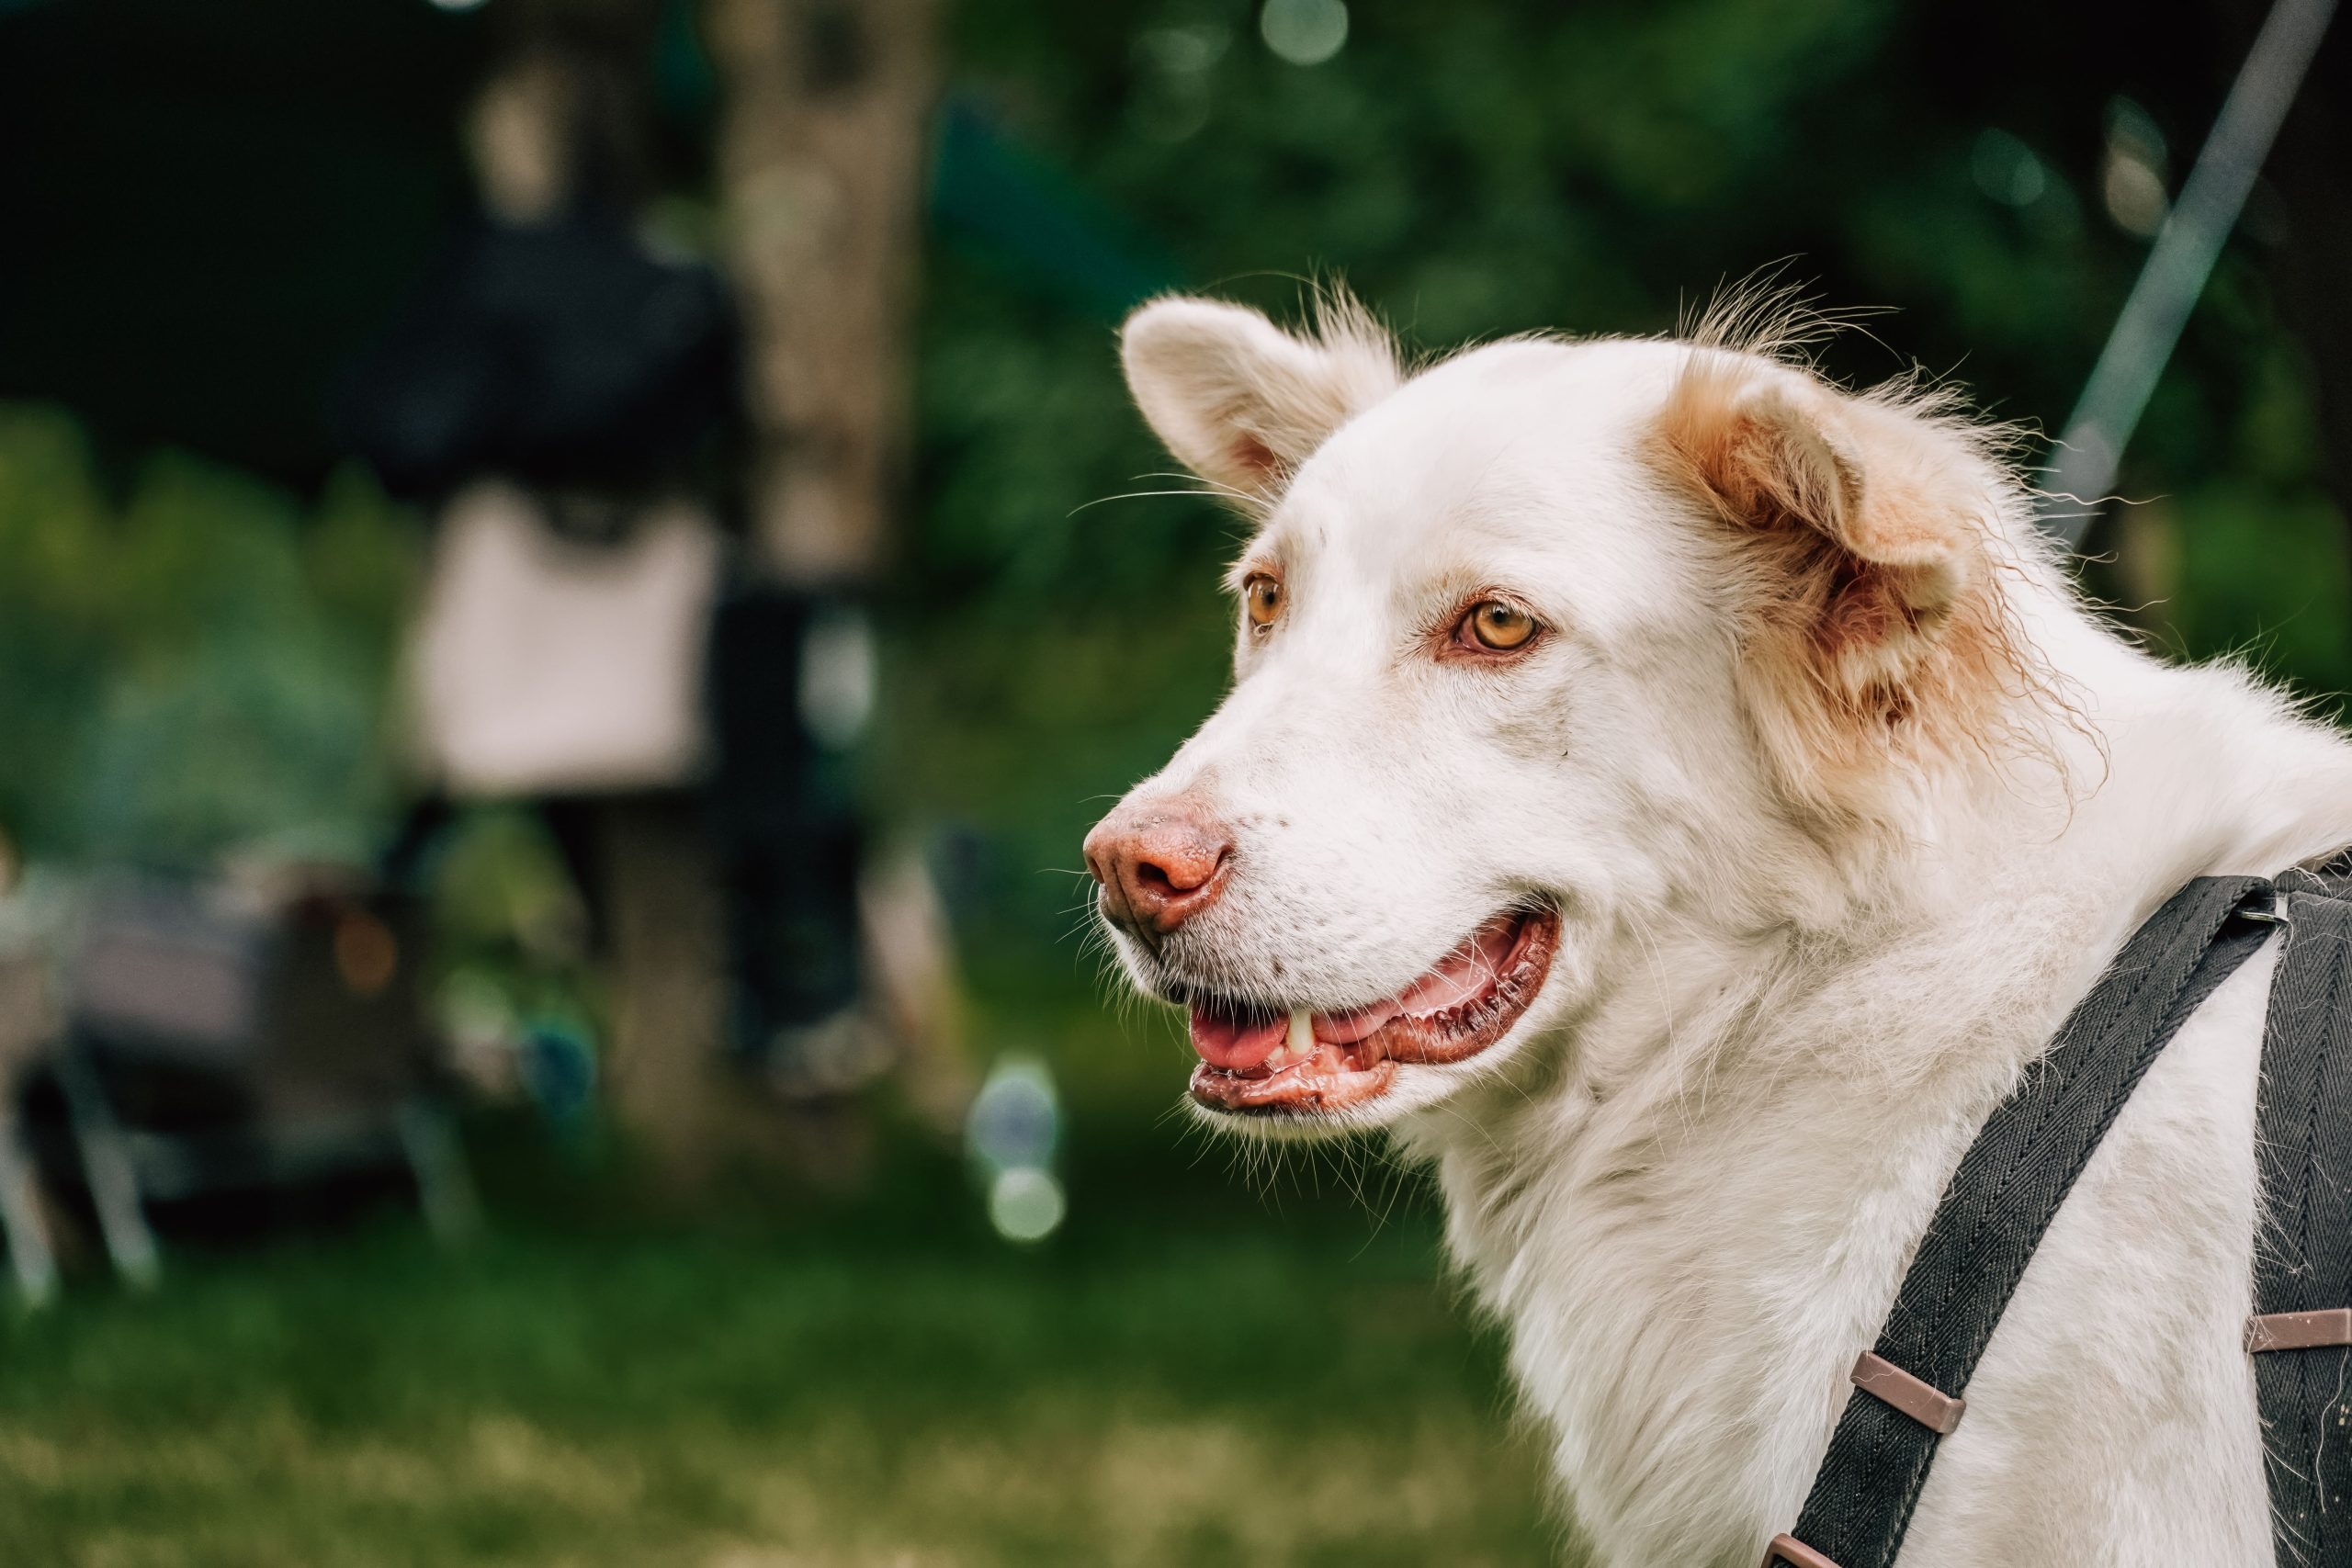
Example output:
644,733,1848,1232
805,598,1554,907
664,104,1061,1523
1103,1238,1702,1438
1288,1008,1314,1062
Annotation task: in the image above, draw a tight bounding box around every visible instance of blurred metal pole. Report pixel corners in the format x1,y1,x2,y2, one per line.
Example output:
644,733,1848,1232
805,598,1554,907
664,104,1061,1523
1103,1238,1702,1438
2042,0,2335,550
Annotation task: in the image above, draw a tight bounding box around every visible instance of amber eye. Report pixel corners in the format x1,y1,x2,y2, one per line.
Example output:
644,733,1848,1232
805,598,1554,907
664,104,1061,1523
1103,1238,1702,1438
1464,600,1538,652
1243,573,1283,633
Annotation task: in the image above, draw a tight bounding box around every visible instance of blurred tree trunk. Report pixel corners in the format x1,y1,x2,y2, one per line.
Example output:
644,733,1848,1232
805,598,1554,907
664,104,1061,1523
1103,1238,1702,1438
587,0,936,1186
590,794,729,1174
705,0,935,587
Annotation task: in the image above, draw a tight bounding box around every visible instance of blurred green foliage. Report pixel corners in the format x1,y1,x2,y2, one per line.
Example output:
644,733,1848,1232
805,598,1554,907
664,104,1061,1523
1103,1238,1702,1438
0,406,419,867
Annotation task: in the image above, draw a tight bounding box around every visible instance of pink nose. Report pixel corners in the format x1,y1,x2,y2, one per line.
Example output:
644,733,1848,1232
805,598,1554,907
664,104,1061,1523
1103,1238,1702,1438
1082,797,1235,935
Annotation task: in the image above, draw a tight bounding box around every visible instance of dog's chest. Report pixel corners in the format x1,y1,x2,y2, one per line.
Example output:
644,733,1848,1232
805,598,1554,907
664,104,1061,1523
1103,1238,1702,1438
1430,955,2278,1567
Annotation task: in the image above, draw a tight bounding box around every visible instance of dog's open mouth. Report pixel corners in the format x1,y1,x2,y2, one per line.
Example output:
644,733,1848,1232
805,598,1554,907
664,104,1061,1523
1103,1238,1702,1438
1186,905,1558,1115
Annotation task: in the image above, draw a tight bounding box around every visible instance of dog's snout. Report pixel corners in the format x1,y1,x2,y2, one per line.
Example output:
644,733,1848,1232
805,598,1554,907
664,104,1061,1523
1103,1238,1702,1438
1083,798,1235,935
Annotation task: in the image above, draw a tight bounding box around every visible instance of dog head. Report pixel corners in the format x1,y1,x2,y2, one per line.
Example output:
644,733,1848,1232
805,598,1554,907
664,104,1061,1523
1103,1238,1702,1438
1085,293,2056,1134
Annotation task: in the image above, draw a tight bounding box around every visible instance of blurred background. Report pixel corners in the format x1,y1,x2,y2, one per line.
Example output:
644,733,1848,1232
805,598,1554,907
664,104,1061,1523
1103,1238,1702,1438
0,0,2344,1562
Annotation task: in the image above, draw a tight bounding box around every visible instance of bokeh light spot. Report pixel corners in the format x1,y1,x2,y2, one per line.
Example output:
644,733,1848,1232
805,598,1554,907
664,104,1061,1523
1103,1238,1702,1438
2100,96,2171,239
334,909,400,997
1971,129,2047,209
1260,0,1348,67
989,1167,1066,1243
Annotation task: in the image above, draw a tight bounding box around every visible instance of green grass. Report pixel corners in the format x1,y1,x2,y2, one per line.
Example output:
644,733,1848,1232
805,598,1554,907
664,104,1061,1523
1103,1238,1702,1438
0,1132,1562,1567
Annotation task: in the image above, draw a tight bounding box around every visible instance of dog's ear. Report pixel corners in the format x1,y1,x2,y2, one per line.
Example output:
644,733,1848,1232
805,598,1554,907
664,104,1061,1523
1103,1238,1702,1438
1121,296,1401,497
1657,352,2041,816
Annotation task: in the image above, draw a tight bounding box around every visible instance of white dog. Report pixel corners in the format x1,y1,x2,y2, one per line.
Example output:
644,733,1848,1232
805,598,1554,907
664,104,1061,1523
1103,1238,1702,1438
1080,291,2352,1566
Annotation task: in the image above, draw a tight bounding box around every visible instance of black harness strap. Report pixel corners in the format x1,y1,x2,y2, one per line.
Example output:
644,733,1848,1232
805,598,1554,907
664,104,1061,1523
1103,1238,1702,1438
2250,876,2352,1562
1767,875,2278,1568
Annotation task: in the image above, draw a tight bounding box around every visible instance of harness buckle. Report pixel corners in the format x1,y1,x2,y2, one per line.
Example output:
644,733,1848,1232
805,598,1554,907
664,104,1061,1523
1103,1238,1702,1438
2245,1307,2352,1352
1849,1349,1965,1435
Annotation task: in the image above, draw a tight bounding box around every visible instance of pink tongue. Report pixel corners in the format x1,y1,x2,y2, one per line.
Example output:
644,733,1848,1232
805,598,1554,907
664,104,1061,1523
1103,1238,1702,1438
1392,910,1520,1016
1189,912,1523,1066
1189,1006,1286,1070
1312,1001,1396,1045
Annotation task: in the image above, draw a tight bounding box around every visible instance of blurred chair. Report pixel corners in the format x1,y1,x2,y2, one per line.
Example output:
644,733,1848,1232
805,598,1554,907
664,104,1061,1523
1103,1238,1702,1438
47,878,476,1287
0,945,60,1304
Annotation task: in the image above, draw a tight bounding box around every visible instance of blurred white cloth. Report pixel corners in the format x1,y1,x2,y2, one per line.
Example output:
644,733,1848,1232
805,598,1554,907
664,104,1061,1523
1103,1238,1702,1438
410,481,718,796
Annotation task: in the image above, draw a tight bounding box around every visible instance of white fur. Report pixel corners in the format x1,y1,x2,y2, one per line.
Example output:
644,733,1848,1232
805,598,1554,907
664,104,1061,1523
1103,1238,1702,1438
1094,297,2352,1566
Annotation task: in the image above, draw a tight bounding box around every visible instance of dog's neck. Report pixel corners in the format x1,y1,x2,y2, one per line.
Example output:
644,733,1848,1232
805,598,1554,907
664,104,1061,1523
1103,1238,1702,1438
1396,617,2352,1566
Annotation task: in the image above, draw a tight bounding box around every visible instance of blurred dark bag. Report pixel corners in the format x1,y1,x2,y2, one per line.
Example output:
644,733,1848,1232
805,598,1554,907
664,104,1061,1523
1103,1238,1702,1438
336,210,740,500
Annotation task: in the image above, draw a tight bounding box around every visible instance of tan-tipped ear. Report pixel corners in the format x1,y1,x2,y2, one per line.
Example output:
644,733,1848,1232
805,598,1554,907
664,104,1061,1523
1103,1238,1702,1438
1657,351,2042,815
1120,296,1401,498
